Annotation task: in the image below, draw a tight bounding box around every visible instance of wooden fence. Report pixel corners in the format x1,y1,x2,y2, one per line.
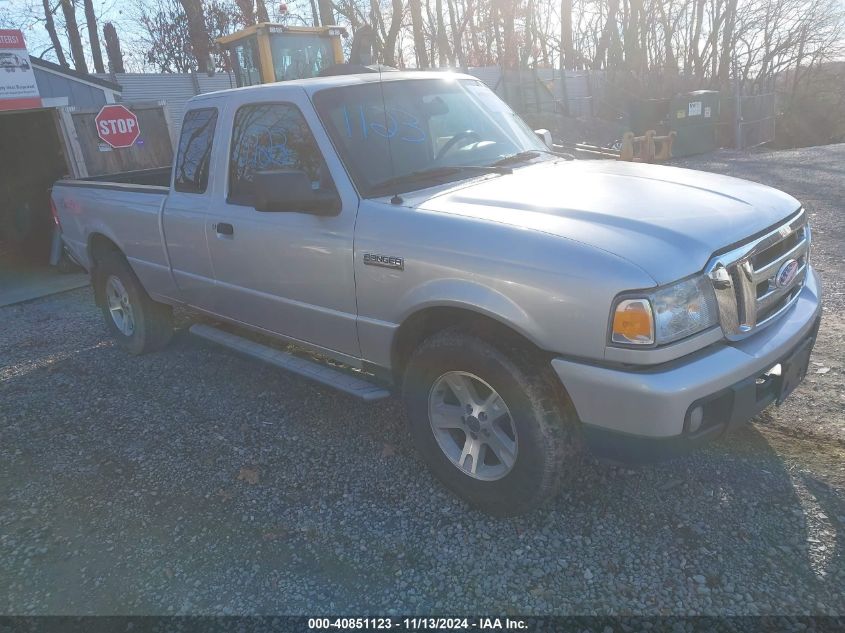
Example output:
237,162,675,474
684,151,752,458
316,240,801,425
57,101,174,178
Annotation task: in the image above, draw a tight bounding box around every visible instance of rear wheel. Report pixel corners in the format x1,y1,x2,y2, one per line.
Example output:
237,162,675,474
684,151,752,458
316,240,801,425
95,252,173,354
402,328,583,516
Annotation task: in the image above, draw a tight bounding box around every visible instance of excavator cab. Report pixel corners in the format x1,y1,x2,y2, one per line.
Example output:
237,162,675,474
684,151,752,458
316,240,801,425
218,23,346,87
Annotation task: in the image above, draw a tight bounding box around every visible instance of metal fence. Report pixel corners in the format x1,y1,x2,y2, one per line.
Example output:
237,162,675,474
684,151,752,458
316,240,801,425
737,92,777,149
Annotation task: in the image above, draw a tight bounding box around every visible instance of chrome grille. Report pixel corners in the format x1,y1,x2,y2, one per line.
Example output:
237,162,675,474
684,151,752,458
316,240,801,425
706,209,809,340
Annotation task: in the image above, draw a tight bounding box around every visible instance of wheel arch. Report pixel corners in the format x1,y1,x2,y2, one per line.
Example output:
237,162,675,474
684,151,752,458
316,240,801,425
391,304,549,383
88,232,123,263
88,232,125,306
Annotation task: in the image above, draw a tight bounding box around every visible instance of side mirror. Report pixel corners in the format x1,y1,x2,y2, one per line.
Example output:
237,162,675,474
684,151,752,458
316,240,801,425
534,128,553,148
253,169,340,216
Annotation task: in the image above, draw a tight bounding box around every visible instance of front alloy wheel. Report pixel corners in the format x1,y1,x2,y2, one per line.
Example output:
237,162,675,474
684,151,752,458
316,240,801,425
428,371,518,481
403,328,583,516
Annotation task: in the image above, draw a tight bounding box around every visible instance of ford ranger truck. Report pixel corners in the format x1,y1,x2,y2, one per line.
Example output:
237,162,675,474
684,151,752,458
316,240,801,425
52,72,822,516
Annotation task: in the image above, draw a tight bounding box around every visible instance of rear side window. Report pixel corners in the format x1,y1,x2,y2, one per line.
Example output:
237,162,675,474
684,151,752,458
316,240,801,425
174,108,218,194
228,102,325,206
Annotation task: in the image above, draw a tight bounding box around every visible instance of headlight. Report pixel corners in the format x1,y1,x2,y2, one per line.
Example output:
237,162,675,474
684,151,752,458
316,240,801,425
611,275,718,346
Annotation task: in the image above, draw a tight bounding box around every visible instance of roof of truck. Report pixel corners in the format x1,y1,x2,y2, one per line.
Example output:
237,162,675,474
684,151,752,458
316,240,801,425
188,70,477,104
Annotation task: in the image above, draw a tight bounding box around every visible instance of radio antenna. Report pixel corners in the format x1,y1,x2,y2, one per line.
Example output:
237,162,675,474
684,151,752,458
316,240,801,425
376,64,402,205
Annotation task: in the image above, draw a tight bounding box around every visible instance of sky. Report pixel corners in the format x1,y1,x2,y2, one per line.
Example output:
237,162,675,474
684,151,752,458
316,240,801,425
0,0,319,71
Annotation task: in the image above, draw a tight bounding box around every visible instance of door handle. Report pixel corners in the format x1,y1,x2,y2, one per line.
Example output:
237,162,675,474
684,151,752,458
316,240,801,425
215,222,234,236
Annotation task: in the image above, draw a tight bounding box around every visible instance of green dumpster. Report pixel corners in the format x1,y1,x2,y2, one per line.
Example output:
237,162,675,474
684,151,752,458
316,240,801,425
669,90,720,157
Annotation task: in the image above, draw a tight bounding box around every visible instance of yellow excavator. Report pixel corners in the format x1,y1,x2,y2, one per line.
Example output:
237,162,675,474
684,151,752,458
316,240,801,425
218,23,350,86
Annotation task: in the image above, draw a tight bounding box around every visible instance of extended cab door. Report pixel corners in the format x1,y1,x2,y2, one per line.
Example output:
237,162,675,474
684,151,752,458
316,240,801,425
162,107,219,309
204,92,360,358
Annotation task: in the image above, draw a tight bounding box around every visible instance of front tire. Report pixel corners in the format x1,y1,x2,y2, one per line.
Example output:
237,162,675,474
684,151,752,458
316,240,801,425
95,252,173,354
402,328,582,516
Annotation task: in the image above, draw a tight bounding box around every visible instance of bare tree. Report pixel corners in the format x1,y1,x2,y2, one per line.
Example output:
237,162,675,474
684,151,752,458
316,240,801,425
593,0,620,68
37,0,69,67
317,0,335,25
382,0,404,65
82,0,105,72
560,0,574,69
408,0,430,67
435,0,450,65
103,21,125,72
180,0,212,72
60,0,88,72
235,0,256,23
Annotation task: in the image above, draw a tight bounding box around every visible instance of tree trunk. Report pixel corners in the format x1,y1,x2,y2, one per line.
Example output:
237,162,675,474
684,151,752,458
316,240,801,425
434,0,450,66
309,0,321,25
408,0,430,67
717,0,737,85
317,0,335,26
60,0,88,73
560,0,573,69
179,0,211,73
624,0,642,71
42,0,68,67
103,22,124,73
235,0,256,24
447,0,465,68
256,0,270,22
524,0,534,66
500,0,516,68
82,0,105,73
687,0,706,76
593,0,619,69
492,1,504,65
656,0,677,72
465,0,483,65
382,0,404,66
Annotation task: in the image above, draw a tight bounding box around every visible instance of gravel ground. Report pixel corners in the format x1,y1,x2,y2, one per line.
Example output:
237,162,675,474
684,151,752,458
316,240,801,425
2,145,845,616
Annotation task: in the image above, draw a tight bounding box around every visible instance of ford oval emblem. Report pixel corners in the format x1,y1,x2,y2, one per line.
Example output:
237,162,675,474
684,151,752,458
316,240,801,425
776,259,799,288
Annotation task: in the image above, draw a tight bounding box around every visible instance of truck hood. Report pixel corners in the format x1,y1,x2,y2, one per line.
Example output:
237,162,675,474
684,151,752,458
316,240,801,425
414,159,801,285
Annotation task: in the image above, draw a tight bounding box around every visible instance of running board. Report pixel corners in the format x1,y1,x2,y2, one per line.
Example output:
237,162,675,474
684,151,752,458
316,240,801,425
189,324,391,402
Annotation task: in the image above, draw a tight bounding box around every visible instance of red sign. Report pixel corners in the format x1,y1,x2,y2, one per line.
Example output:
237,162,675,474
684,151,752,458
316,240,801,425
0,29,42,111
95,104,140,148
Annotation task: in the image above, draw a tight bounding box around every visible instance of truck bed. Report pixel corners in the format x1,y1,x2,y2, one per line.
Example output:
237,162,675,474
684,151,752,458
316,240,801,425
58,167,172,191
52,171,171,296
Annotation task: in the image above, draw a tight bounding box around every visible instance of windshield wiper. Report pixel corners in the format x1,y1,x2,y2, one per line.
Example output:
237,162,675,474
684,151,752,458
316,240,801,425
490,150,542,166
371,165,512,195
491,149,575,167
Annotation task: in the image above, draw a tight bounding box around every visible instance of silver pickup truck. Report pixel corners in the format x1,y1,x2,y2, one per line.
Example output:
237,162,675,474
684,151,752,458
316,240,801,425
53,71,821,515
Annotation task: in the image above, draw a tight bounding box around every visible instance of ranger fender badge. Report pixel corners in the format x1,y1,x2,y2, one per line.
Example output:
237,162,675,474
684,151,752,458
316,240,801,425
363,253,404,270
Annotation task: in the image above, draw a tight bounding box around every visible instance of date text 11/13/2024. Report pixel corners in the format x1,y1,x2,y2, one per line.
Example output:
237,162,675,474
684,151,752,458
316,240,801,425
308,617,529,630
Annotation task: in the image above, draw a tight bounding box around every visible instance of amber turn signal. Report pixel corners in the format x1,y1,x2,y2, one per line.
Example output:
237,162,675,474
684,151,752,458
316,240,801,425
611,299,654,345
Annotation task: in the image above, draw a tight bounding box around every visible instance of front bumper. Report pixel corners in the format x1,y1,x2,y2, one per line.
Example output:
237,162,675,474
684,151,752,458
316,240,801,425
551,268,822,461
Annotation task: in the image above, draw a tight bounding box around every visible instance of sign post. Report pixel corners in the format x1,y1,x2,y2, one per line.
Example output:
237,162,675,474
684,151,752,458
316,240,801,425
0,29,41,111
95,104,141,148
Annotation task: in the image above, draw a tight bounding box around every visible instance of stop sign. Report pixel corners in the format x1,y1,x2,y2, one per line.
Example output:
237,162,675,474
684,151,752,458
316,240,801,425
95,104,140,148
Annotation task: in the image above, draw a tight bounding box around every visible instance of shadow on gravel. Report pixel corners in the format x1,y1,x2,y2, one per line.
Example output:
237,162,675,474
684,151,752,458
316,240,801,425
1,332,842,614
796,474,845,596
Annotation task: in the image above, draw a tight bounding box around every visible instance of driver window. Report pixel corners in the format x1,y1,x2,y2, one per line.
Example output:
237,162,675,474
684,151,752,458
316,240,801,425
228,103,329,207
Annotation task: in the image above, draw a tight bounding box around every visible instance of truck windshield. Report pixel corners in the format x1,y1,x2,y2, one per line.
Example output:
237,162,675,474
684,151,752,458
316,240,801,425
312,77,549,196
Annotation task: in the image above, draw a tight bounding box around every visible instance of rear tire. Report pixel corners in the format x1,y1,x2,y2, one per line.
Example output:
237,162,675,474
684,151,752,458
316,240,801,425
402,327,583,516
95,252,173,355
